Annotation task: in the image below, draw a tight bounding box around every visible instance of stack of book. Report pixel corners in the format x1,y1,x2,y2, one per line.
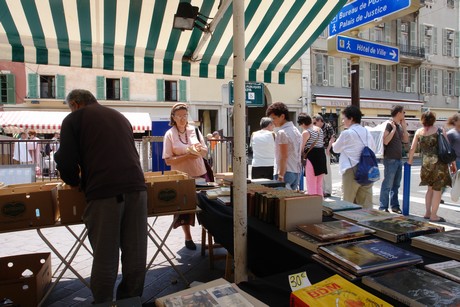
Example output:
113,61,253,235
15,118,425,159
155,278,267,307
316,238,423,277
290,274,392,306
357,216,444,243
424,260,460,283
333,208,393,223
362,267,460,306
204,187,231,200
288,220,373,258
322,199,362,216
411,229,460,260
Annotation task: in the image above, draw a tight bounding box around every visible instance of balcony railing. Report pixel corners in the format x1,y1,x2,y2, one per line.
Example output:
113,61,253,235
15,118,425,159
374,40,425,59
398,44,425,58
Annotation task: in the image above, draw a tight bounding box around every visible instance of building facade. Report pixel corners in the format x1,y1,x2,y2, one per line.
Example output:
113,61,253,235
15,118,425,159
306,0,459,132
0,61,304,139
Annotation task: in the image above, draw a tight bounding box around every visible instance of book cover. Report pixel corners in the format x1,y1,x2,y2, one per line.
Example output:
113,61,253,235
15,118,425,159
311,254,359,281
156,278,268,307
290,274,392,307
411,229,460,258
287,230,369,253
424,260,460,283
322,199,362,213
333,208,393,223
358,216,444,243
297,220,375,241
318,238,423,275
362,267,460,307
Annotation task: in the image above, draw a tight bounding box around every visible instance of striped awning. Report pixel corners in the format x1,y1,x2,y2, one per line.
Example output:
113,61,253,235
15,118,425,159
0,111,151,134
0,0,346,84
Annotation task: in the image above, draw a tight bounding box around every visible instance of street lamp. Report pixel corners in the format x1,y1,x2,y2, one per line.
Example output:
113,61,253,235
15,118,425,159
421,107,429,113
321,107,326,115
336,108,341,116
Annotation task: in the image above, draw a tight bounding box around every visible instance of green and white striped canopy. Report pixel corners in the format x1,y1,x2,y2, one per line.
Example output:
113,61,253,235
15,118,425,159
0,0,346,84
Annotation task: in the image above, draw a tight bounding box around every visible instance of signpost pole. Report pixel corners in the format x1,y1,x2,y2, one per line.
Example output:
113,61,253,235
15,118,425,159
351,55,360,108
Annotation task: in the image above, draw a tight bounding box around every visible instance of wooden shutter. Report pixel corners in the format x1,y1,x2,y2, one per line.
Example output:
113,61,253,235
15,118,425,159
328,56,335,86
420,67,426,94
179,80,187,102
157,79,165,101
410,22,416,49
385,66,391,91
455,71,460,96
341,58,348,88
6,74,16,104
410,67,416,93
122,77,130,101
397,65,402,92
370,63,377,90
433,69,439,95
455,31,460,57
96,76,105,100
28,73,38,98
315,54,323,86
56,74,65,99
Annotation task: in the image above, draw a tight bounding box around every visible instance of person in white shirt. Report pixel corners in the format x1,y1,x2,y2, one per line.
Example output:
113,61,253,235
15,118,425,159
332,105,376,208
267,102,302,190
250,117,275,179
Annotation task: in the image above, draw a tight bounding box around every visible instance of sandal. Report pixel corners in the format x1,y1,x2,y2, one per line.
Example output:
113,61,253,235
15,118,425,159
423,216,430,219
429,217,446,222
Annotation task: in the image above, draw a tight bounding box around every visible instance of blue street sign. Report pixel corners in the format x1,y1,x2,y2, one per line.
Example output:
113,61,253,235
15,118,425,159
330,35,399,64
229,82,264,107
329,0,412,35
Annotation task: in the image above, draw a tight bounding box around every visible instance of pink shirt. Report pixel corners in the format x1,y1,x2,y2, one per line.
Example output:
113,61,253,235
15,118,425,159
162,125,207,177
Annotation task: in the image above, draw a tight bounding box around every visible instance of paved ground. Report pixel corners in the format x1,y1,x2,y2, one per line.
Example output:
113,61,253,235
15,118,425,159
2,160,460,306
0,216,227,306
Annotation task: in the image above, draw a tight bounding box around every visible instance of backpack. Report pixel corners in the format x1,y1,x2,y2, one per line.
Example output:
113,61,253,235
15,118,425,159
353,130,380,185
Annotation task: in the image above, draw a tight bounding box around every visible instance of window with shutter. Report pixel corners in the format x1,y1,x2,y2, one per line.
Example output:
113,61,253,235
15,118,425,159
165,80,178,101
106,78,120,100
40,75,56,98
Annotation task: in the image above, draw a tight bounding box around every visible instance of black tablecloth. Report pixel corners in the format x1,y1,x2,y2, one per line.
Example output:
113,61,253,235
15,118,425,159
196,192,452,307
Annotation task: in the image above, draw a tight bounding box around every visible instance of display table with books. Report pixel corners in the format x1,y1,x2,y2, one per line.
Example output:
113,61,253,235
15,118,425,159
196,192,460,306
196,192,315,277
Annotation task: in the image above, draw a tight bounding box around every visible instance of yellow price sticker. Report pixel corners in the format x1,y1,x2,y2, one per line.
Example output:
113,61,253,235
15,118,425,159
288,271,311,292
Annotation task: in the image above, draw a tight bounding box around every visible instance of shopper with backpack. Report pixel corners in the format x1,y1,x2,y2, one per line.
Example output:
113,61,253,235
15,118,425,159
332,105,377,208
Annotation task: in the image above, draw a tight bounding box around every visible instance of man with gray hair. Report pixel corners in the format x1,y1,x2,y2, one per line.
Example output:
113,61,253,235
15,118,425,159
250,117,275,179
55,89,147,304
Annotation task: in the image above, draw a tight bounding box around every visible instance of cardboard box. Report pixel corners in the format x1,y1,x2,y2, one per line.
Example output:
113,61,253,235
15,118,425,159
0,252,52,306
57,185,87,224
279,195,322,232
0,183,59,231
146,178,196,214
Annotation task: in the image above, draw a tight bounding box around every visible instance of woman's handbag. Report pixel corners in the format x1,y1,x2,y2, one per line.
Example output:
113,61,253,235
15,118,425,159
437,128,457,164
451,170,460,202
195,127,215,182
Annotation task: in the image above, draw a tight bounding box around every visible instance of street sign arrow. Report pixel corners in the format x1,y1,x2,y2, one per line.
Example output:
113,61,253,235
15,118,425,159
329,0,421,36
328,35,399,65
390,50,397,59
